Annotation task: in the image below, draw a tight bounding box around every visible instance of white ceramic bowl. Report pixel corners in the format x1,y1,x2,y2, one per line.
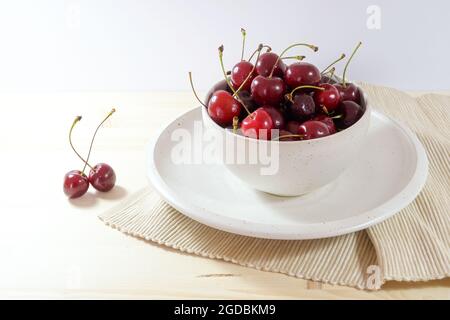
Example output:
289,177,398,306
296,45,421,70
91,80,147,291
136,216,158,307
202,89,371,196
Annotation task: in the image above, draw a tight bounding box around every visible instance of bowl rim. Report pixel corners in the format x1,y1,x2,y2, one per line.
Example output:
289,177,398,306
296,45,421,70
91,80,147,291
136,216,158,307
202,91,372,145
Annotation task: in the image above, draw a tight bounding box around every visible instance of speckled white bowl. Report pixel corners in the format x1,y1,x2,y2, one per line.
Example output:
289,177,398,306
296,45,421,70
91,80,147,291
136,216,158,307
202,91,371,196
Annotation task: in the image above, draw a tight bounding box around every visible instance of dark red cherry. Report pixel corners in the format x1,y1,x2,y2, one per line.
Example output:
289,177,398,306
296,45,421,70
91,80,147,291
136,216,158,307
312,114,337,134
251,75,286,106
235,90,257,115
285,62,321,88
314,83,341,112
289,94,316,120
335,101,364,129
208,90,242,127
241,107,274,140
262,106,285,129
205,79,231,105
255,52,286,77
286,121,301,134
89,163,116,192
298,120,331,140
63,170,89,199
320,74,337,84
231,61,256,92
334,83,361,103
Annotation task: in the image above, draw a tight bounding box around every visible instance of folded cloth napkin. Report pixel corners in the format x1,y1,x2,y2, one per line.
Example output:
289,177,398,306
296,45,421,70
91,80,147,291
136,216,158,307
99,84,450,290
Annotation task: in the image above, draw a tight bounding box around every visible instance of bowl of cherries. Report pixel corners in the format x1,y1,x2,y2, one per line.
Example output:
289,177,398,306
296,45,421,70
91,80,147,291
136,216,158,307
190,30,370,196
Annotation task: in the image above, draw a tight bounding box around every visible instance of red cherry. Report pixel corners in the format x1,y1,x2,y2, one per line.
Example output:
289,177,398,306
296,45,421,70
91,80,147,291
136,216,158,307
312,114,337,134
335,101,364,129
314,83,341,112
231,61,256,92
262,106,285,129
285,62,321,88
298,120,331,140
63,170,89,199
255,52,286,77
208,90,242,127
205,79,231,105
241,108,274,140
89,163,116,192
250,75,286,106
334,83,361,103
289,94,316,120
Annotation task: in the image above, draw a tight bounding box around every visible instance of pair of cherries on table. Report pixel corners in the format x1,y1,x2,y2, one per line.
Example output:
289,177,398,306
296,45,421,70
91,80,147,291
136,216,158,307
192,30,364,141
63,109,117,199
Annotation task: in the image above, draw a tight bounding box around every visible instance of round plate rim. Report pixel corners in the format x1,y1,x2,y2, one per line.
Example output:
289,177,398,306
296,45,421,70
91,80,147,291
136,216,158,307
146,107,429,240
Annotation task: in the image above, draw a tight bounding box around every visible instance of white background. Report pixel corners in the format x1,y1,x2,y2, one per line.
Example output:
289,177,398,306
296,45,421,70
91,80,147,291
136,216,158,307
0,0,449,92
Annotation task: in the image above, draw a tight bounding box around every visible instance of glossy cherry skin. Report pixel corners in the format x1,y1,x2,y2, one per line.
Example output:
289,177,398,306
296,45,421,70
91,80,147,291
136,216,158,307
241,108,274,140
298,120,331,140
334,83,361,103
314,83,341,112
89,163,116,192
231,61,256,92
285,62,321,88
289,94,316,120
286,120,301,134
312,114,337,134
63,170,89,199
335,101,364,129
255,52,286,77
251,75,286,106
208,90,242,127
262,106,285,129
205,80,230,105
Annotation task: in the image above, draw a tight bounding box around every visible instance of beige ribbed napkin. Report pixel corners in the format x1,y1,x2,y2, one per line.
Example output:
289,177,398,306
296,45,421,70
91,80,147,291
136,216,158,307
99,84,450,290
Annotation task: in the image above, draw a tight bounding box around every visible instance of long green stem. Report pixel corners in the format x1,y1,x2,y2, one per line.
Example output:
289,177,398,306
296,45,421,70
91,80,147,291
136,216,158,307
69,116,94,171
248,45,271,61
82,109,116,172
188,72,207,107
240,28,246,61
282,55,306,61
342,41,362,87
286,85,324,102
218,45,251,115
321,53,346,74
269,43,318,77
233,44,263,97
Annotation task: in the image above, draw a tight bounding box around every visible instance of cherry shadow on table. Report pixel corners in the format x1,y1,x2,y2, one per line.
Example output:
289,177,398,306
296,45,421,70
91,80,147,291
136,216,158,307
94,185,128,200
69,192,98,208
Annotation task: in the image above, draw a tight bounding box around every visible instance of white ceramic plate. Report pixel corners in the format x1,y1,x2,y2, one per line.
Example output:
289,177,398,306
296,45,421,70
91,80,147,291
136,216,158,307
147,107,428,240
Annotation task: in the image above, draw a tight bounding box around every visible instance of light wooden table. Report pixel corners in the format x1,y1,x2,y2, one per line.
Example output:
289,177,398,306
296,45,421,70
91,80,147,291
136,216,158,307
0,91,448,299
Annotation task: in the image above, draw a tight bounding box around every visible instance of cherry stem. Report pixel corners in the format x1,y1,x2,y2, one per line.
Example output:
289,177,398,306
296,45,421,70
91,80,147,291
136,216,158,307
248,45,271,61
218,45,251,115
281,55,306,61
269,43,318,78
286,85,324,102
321,53,346,74
188,72,207,108
273,134,305,141
233,44,263,97
69,116,94,171
342,41,362,87
240,28,246,61
82,108,116,172
232,116,239,133
324,67,336,83
331,114,343,119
